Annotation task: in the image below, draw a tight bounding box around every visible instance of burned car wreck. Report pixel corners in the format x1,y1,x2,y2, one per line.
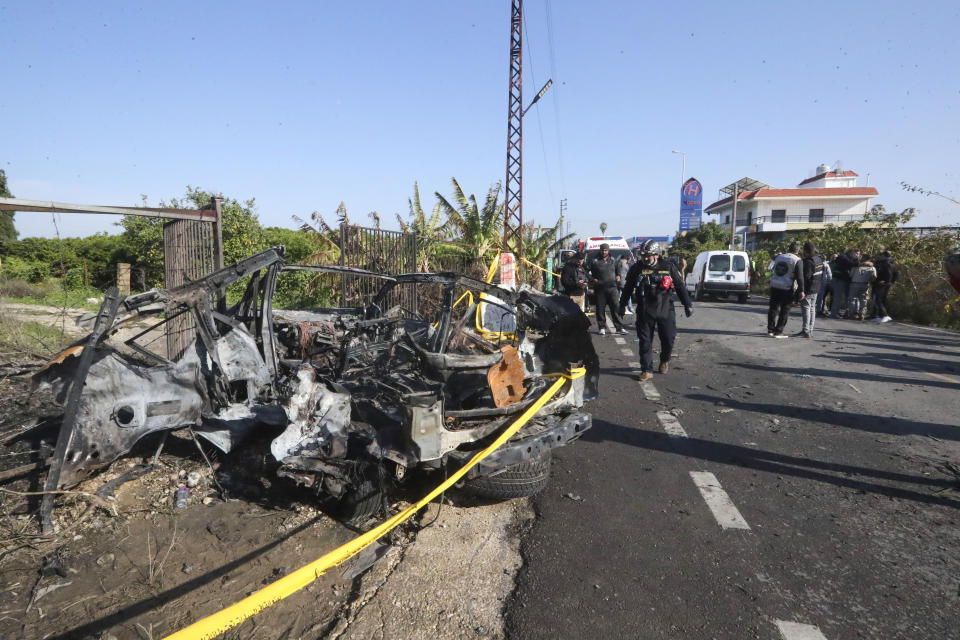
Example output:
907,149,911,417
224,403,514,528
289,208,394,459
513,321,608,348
35,247,599,527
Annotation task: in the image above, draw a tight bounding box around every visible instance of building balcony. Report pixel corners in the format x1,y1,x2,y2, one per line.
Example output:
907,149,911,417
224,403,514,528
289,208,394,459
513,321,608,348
721,212,888,231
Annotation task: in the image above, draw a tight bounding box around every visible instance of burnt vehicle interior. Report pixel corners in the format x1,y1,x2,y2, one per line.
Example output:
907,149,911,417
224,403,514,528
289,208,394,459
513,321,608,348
34,247,600,528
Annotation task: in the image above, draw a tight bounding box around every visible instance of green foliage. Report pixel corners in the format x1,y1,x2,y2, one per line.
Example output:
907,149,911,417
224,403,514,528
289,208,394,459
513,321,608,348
435,179,504,278
260,226,335,308
0,169,17,245
118,214,164,288
671,221,730,269
2,232,135,290
157,186,265,265
513,218,575,288
396,182,457,271
1,255,51,282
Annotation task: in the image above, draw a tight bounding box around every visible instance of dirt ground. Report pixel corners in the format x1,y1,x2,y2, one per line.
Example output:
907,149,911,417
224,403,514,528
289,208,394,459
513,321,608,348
0,305,531,640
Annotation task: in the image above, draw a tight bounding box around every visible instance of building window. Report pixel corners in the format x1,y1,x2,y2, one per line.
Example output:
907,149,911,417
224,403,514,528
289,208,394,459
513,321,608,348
809,208,824,223
725,214,730,224
747,211,753,225
771,209,786,223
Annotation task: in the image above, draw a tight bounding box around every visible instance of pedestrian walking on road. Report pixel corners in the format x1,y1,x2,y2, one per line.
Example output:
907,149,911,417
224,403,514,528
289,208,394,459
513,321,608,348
830,248,861,318
619,240,693,380
616,253,633,315
560,252,589,312
871,251,898,322
768,241,805,338
589,243,626,335
797,241,824,338
848,257,877,320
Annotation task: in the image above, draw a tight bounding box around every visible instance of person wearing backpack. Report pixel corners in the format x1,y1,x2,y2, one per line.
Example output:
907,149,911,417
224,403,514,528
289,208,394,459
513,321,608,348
796,241,825,338
768,241,805,338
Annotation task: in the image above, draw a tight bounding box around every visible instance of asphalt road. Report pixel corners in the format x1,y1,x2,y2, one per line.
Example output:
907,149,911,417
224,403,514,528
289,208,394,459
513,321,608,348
507,298,960,640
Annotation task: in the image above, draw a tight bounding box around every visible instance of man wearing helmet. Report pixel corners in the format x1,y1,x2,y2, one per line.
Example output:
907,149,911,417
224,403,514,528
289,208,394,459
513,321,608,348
619,240,693,381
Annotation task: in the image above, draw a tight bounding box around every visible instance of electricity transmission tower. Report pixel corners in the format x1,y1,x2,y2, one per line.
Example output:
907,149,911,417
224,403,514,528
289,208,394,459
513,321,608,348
502,0,523,259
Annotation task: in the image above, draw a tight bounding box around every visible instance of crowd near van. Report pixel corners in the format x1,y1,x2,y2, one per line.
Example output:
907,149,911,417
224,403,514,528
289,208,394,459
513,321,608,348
686,250,751,303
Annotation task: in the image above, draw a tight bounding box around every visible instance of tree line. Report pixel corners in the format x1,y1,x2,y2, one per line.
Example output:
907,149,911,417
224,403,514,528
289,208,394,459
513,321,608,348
0,178,571,308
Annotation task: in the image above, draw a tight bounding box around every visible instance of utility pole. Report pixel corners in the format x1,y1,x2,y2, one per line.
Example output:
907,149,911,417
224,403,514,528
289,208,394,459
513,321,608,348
502,0,524,259
730,182,739,250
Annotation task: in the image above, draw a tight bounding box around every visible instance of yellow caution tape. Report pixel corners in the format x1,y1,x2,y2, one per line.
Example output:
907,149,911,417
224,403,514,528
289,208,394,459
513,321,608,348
518,255,560,278
162,367,585,640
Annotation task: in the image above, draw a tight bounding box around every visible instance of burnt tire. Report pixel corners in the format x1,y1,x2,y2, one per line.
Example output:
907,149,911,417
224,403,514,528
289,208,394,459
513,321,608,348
320,466,385,525
461,452,552,499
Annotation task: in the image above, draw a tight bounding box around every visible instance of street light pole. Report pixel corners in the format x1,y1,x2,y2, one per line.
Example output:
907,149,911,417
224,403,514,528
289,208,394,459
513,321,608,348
672,150,686,186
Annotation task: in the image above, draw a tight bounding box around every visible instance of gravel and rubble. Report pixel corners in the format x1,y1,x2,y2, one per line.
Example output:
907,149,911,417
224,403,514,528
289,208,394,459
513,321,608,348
0,348,531,640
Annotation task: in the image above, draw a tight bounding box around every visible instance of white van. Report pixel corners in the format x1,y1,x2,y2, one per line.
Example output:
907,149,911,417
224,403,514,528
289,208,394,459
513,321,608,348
686,250,751,302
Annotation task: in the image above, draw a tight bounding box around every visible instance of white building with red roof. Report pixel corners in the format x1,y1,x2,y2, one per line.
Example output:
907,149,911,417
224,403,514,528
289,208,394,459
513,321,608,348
704,164,879,250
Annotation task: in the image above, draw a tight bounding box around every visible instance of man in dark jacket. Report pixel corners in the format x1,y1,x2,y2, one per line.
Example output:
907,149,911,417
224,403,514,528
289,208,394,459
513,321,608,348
871,251,898,323
589,243,626,335
830,248,861,319
560,252,589,311
619,240,692,380
797,241,824,338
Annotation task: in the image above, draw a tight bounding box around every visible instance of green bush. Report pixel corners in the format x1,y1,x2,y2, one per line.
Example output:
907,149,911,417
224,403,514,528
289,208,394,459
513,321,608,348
0,255,50,283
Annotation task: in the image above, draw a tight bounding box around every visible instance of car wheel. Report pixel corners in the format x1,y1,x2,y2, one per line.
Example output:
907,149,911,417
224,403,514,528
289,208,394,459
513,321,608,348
737,293,748,303
694,282,704,302
461,451,552,499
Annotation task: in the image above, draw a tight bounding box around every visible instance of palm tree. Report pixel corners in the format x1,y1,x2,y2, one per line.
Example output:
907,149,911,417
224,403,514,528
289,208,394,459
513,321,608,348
396,182,456,271
514,217,576,289
436,178,503,277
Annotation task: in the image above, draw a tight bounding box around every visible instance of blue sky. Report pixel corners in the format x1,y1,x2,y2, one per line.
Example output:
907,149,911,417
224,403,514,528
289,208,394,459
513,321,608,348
2,0,958,240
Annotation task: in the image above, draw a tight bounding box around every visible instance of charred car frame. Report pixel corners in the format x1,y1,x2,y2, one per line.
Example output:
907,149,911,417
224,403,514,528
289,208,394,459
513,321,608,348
35,248,599,528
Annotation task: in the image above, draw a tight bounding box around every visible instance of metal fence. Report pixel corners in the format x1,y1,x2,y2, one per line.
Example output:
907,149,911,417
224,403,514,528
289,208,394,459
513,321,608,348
339,223,418,312
163,218,218,358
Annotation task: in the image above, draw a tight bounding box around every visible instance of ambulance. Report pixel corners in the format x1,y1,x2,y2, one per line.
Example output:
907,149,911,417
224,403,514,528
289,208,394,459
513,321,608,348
577,236,633,268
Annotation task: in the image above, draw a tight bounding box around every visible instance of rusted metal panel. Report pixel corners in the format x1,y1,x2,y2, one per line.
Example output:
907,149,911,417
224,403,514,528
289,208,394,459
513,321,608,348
338,223,418,313
163,218,216,358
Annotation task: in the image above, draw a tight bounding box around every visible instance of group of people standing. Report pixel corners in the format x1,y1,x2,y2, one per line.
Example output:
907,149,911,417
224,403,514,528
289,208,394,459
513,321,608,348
767,242,898,339
821,249,898,323
561,241,692,382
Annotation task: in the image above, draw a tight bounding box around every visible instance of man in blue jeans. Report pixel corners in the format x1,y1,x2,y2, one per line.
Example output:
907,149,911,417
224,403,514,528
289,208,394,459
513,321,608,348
797,241,824,338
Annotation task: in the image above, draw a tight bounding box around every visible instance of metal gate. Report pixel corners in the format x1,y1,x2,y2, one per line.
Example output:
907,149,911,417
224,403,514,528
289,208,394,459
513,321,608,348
163,218,218,358
339,223,417,311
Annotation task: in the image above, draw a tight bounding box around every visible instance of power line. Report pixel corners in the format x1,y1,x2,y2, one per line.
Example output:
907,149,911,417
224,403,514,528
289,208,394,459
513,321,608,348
543,0,567,198
521,1,556,211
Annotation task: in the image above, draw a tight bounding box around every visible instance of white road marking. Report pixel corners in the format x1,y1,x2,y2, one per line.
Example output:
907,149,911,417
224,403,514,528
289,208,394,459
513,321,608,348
925,371,960,385
774,620,828,640
656,411,688,438
689,471,751,530
641,381,660,401
620,347,633,356
614,336,626,345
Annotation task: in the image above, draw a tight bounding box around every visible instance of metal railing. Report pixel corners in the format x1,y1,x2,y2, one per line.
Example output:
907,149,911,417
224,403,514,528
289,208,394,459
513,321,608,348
725,213,884,227
339,223,418,312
